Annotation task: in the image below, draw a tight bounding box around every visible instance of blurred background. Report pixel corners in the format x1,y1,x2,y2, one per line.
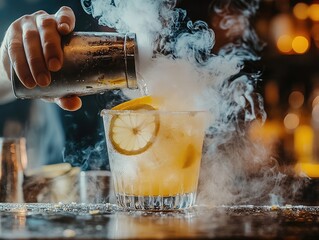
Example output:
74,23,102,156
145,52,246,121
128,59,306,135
252,0,319,178
1,0,319,177
179,0,319,179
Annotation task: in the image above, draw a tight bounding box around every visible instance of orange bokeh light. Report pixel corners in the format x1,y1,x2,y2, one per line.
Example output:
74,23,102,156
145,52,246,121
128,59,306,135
276,35,293,53
293,3,309,20
292,36,309,54
308,4,319,21
289,91,304,109
284,113,300,130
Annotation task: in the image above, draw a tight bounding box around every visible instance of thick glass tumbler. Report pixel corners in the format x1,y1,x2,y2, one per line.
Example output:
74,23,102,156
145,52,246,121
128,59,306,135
101,110,208,211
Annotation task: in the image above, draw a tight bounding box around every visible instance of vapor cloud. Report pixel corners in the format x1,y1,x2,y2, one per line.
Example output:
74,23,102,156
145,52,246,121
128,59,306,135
82,0,306,206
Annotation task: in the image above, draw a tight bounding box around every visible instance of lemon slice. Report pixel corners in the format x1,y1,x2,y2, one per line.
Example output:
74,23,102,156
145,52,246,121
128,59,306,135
109,96,160,155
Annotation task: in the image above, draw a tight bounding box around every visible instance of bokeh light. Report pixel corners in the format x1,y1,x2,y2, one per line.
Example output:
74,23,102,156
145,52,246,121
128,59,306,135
292,36,309,54
277,34,293,53
289,91,304,109
308,3,319,21
264,81,279,105
270,14,294,44
294,125,314,162
293,3,309,20
284,113,300,130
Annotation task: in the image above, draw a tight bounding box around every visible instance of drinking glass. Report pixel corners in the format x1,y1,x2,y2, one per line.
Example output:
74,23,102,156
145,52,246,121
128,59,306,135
79,170,114,204
101,110,209,211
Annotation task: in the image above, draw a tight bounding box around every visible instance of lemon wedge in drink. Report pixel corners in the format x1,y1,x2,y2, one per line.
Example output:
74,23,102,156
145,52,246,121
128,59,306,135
109,96,160,155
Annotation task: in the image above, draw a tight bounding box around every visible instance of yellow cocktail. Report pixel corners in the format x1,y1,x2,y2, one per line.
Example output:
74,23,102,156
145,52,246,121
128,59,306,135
101,97,208,210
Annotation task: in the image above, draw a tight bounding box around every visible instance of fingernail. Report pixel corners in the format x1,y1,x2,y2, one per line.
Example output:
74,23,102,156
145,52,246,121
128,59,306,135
48,58,61,72
59,23,70,32
37,73,50,87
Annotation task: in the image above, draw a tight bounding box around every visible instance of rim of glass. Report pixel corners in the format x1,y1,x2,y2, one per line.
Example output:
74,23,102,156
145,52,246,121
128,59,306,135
100,109,210,116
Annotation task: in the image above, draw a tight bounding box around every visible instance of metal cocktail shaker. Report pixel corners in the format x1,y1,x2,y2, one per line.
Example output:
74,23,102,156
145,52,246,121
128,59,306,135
11,32,138,99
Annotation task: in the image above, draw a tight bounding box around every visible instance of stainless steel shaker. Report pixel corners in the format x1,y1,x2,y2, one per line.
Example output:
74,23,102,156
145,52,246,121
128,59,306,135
11,32,138,99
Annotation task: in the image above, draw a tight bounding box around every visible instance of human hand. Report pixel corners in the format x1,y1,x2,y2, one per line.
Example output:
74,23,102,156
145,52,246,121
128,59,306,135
1,6,82,111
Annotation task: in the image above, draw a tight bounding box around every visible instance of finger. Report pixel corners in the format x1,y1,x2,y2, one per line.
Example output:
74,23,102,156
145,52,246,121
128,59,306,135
35,13,63,72
6,20,36,88
55,96,82,111
55,6,76,35
22,18,51,87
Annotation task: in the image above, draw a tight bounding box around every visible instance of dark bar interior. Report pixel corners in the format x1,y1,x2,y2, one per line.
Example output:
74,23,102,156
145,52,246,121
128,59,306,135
1,0,319,239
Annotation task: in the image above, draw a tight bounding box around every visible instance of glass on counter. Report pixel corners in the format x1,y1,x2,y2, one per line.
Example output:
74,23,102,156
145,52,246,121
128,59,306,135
101,108,209,211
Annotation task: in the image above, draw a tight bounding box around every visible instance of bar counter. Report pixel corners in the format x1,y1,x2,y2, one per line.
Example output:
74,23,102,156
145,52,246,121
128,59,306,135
1,203,319,239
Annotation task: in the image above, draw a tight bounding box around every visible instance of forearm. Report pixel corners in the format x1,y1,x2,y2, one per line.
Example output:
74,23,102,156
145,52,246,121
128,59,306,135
0,40,15,104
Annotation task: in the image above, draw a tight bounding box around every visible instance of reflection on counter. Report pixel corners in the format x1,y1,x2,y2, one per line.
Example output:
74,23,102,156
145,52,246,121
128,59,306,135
1,203,319,239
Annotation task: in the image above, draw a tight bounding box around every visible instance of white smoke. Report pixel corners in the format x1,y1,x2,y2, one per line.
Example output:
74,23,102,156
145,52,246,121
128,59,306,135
82,0,306,205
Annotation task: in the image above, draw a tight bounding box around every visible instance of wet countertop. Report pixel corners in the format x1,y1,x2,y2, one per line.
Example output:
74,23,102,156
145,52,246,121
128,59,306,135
1,203,319,239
